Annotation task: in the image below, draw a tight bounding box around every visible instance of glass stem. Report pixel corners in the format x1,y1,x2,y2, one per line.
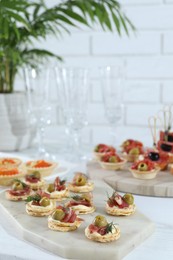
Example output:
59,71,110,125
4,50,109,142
73,130,81,156
37,124,46,154
109,124,118,146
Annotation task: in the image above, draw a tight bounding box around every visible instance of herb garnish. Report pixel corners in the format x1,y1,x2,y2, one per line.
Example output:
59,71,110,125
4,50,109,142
26,194,41,202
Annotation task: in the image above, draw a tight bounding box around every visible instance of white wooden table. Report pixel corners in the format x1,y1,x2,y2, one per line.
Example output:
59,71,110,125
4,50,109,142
0,151,173,260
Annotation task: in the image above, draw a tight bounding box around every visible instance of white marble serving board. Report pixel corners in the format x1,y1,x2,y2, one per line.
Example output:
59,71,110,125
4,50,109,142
87,161,173,197
0,180,154,260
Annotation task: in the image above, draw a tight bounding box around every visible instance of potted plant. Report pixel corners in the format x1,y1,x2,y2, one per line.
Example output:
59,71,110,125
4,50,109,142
0,0,134,151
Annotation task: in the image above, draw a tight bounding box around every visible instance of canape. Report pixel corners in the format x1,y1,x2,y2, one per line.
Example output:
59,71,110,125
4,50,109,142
24,171,45,190
129,159,160,180
99,152,126,170
45,177,69,201
68,172,94,193
105,191,136,216
65,193,95,214
121,139,143,152
144,149,169,171
6,179,31,201
122,145,144,163
0,167,26,186
157,130,173,163
48,205,83,231
26,192,55,217
0,157,22,168
24,159,57,177
93,144,116,161
85,215,120,243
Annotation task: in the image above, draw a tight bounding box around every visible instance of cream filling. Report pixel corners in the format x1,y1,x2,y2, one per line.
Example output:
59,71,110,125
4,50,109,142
69,182,94,191
85,225,119,239
106,203,135,213
24,179,45,186
45,188,68,198
27,200,55,212
48,215,79,227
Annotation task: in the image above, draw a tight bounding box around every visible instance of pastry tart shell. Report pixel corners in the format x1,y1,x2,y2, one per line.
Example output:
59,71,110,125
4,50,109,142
129,168,160,180
48,216,83,231
99,159,127,171
85,226,120,243
5,191,30,201
45,188,69,201
24,162,58,177
26,201,56,217
105,203,136,216
24,179,45,190
64,203,96,214
68,182,94,193
0,157,22,168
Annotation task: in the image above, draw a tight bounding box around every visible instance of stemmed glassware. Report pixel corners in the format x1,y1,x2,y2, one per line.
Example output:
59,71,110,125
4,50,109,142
55,67,89,161
24,67,53,159
99,66,124,146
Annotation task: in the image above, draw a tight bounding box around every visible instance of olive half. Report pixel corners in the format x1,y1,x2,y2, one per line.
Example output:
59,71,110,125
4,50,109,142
148,152,160,161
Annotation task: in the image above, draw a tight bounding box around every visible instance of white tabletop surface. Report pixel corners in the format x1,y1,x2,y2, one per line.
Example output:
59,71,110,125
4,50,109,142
0,151,173,260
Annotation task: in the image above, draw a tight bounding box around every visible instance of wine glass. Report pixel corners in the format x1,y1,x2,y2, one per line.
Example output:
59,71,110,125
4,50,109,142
99,66,124,146
55,67,89,161
24,66,53,159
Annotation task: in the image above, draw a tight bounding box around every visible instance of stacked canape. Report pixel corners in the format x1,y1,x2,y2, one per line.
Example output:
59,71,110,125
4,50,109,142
45,177,69,201
48,205,83,231
68,172,94,193
6,179,31,201
93,144,116,161
85,215,120,243
24,171,45,190
121,139,144,162
105,191,135,216
65,193,96,214
26,192,56,217
24,159,57,177
99,152,126,170
157,130,173,163
129,159,160,180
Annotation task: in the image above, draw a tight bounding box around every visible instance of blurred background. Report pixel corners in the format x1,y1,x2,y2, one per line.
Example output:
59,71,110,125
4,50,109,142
14,0,173,151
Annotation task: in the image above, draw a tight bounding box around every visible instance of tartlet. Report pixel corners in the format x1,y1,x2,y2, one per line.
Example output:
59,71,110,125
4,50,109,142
26,193,56,217
65,193,96,214
24,171,45,190
99,152,126,170
105,191,136,216
24,160,57,177
45,177,69,201
48,205,83,232
121,139,143,152
93,144,116,161
0,157,22,168
129,159,160,180
122,145,144,163
6,179,31,201
85,215,120,243
0,167,26,186
68,172,94,193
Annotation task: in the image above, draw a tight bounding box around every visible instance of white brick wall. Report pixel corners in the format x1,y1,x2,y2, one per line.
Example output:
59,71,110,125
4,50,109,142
27,0,173,146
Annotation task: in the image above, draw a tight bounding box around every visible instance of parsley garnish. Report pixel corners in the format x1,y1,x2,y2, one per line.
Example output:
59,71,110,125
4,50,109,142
105,222,118,234
26,194,41,202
